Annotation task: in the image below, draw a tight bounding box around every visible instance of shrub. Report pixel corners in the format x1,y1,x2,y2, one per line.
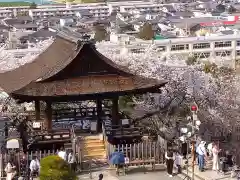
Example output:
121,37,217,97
39,155,77,180
203,62,217,74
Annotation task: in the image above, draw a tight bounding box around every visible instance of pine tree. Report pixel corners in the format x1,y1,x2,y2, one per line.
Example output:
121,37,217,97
94,25,108,42
138,22,154,40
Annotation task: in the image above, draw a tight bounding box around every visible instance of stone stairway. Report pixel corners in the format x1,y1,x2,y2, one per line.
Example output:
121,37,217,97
80,135,107,161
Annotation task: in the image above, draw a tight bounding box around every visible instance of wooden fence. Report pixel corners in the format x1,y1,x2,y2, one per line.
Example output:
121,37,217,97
0,141,166,177
107,141,166,165
0,149,83,178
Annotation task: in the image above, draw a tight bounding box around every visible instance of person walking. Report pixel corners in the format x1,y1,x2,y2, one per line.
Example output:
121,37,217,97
29,156,40,180
212,144,221,171
165,147,174,177
174,151,182,174
98,174,103,180
197,141,207,172
181,142,187,159
5,161,16,180
58,147,67,161
68,150,76,172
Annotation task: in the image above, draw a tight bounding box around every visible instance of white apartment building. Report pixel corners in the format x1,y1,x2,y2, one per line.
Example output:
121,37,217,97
153,35,240,65
0,10,13,18
119,4,168,13
0,1,187,18
110,34,240,68
29,6,110,19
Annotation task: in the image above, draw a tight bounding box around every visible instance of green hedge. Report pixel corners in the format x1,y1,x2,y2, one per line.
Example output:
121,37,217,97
39,155,77,180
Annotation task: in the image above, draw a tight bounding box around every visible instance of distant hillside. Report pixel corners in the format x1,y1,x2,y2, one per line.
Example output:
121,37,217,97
0,2,32,7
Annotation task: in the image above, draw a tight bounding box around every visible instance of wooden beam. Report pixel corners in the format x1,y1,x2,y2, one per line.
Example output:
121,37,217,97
35,100,40,120
112,97,119,125
96,99,102,132
44,101,52,130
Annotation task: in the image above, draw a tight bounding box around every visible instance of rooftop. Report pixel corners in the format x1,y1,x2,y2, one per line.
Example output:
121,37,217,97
0,30,166,101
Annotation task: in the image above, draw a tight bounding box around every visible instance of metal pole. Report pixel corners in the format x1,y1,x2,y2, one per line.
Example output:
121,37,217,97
191,110,197,180
191,141,195,180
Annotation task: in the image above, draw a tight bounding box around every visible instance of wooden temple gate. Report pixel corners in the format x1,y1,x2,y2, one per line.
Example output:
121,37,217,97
0,30,168,174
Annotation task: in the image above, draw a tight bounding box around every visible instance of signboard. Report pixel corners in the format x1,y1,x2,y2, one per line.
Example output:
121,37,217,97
33,122,41,129
121,119,129,125
40,77,132,95
6,138,19,149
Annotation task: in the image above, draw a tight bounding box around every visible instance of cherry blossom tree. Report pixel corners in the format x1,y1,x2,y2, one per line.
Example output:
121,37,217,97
0,39,54,145
97,42,240,143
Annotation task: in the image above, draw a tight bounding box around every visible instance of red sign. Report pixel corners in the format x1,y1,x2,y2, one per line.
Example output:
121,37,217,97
191,105,197,112
200,21,236,27
200,16,239,27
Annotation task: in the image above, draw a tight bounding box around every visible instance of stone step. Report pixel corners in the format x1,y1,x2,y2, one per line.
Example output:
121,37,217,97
83,147,105,152
82,143,105,149
81,139,103,144
83,153,106,159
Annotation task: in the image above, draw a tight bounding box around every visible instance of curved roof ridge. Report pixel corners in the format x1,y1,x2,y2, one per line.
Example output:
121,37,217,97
39,41,83,81
0,36,76,93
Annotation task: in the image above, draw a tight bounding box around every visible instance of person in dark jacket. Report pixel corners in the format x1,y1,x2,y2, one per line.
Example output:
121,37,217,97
181,142,187,159
99,173,103,180
165,147,174,177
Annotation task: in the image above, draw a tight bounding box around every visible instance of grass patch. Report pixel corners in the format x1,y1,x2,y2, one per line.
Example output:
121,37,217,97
0,2,32,7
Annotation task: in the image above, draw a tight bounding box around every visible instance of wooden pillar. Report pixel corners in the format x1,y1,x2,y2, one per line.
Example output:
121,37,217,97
96,99,102,132
44,101,52,130
35,100,40,120
112,97,119,125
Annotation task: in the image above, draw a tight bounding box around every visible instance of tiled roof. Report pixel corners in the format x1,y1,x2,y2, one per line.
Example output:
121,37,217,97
0,30,167,100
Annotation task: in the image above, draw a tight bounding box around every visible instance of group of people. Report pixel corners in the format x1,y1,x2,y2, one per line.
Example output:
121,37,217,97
164,140,235,178
165,147,182,177
4,155,40,180
57,147,76,171
4,147,76,180
196,141,234,172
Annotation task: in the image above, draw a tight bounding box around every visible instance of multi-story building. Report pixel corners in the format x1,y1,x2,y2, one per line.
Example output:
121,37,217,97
29,6,110,19
108,34,240,68
119,4,173,13
0,1,186,19
0,10,13,18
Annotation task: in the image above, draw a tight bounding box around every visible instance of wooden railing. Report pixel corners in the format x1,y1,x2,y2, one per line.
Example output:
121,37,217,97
111,126,142,138
102,124,110,158
27,107,111,121
31,129,71,143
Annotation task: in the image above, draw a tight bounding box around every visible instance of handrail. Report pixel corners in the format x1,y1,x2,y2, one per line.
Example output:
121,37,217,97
71,124,77,157
71,124,76,139
102,123,110,159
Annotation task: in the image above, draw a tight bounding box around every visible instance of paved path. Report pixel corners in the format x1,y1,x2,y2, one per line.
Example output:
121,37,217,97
118,171,182,180
78,170,119,180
